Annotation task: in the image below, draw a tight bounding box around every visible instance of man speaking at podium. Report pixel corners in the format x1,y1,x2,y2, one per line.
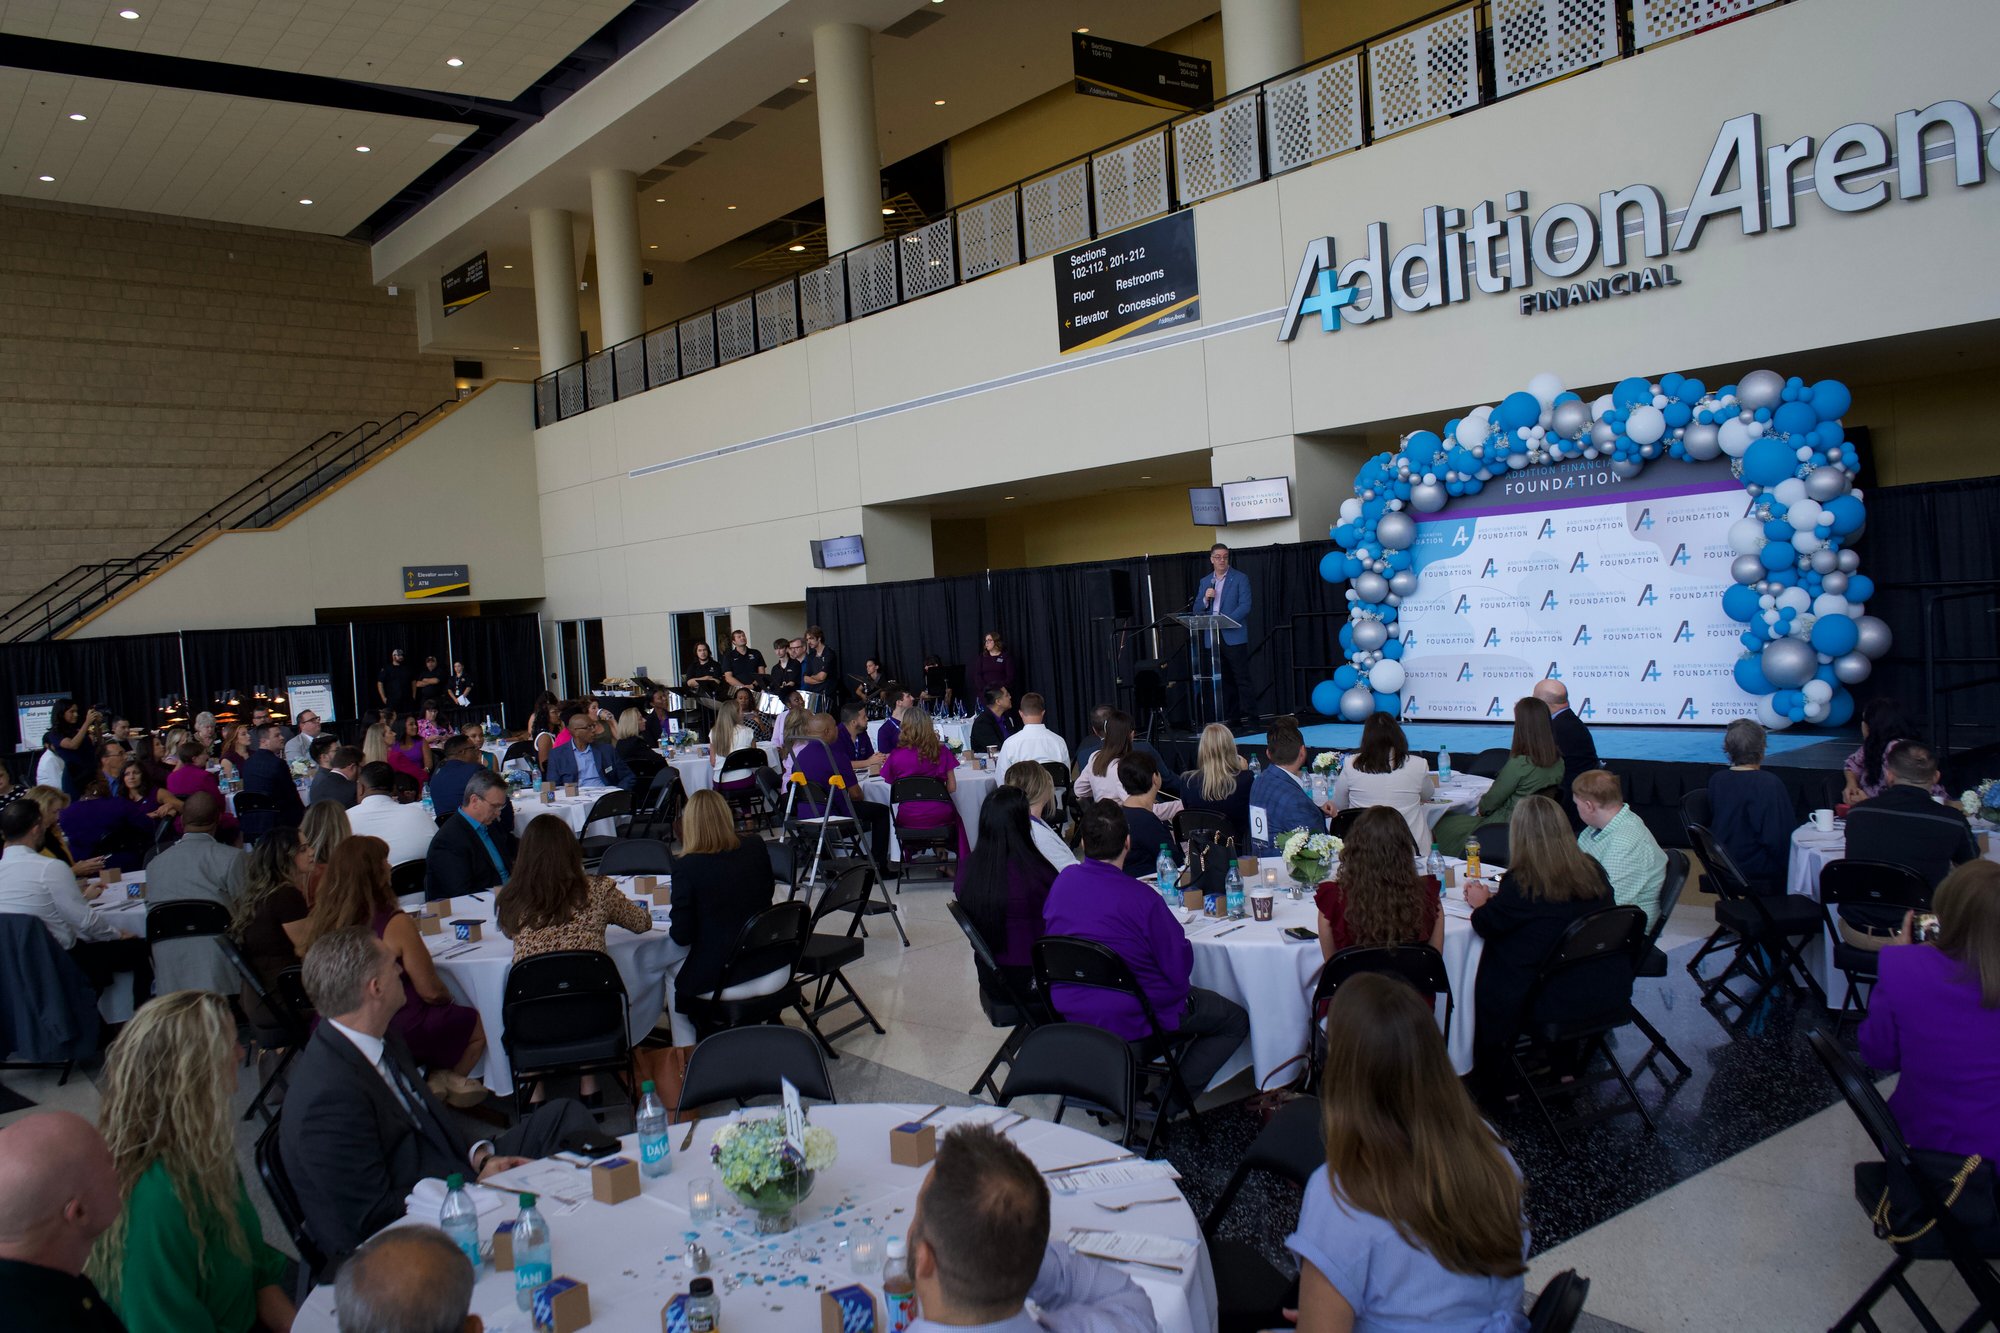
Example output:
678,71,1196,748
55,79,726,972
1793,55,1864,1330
1191,543,1252,722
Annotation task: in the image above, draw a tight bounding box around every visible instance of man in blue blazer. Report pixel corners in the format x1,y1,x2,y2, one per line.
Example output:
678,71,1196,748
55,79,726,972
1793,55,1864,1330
1191,542,1252,721
1247,726,1336,857
543,707,635,791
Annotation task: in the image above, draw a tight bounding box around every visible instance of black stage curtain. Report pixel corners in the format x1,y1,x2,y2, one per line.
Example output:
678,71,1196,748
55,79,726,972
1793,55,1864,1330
179,625,356,729
445,613,545,733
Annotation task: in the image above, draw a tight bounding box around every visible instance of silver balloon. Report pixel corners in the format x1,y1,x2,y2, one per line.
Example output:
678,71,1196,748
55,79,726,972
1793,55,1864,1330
1760,637,1818,689
1551,399,1590,440
1388,569,1420,597
1804,466,1851,502
1820,570,1849,596
1410,481,1448,513
1810,548,1839,574
1339,685,1376,722
1353,571,1389,604
1352,619,1388,652
1833,651,1873,685
1681,421,1721,460
1375,512,1416,551
1611,458,1645,479
1591,422,1617,448
1730,554,1765,585
1838,549,1861,572
1854,615,1892,660
1738,368,1786,410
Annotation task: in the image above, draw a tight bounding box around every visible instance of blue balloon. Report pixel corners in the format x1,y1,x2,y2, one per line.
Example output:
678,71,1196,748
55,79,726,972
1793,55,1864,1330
1810,379,1852,420
1811,614,1859,656
1555,391,1582,405
1772,401,1818,436
1765,520,1794,541
1403,431,1443,468
1372,691,1400,716
1332,524,1357,549
1311,680,1345,716
1722,583,1761,622
1759,542,1794,573
1383,639,1405,660
1333,664,1360,689
1377,603,1398,624
1495,391,1542,431
1767,567,1798,587
1733,656,1773,695
1845,574,1875,603
1385,551,1412,571
1678,378,1706,403
1825,495,1864,535
1741,632,1763,650
1743,437,1798,487
1612,376,1653,408
1825,689,1856,727
1339,625,1356,653
1664,401,1692,428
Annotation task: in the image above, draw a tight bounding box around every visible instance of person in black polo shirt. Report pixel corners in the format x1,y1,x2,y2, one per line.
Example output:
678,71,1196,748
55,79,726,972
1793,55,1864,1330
376,648,413,708
800,626,836,699
0,1111,129,1331
1841,741,1979,950
721,629,768,694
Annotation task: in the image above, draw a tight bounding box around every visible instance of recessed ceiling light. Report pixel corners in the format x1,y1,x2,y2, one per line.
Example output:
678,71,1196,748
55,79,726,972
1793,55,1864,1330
933,99,946,106
118,9,139,18
1141,475,1152,480
648,244,658,249
444,57,463,67
1003,495,1015,500
511,345,520,350
796,77,810,85
355,145,371,153
298,198,313,205
1076,27,1090,34
788,244,805,252
68,113,88,121
502,263,513,269
880,206,894,215
37,174,55,182
726,204,737,210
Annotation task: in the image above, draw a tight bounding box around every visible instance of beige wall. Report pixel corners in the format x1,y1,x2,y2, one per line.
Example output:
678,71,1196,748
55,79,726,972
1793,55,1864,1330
531,0,2000,673
0,197,454,604
74,383,543,637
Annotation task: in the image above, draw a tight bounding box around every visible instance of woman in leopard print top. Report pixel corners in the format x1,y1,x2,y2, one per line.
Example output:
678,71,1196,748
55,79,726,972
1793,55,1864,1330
497,817,652,960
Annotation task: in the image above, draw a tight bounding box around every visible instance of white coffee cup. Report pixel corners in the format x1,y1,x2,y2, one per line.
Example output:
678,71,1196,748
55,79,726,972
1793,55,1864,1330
1812,808,1835,833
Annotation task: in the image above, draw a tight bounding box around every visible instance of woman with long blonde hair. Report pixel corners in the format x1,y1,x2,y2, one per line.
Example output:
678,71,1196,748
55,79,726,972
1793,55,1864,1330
360,721,391,766
87,991,294,1332
668,790,777,1039
1178,722,1252,849
1289,972,1527,1330
298,798,351,898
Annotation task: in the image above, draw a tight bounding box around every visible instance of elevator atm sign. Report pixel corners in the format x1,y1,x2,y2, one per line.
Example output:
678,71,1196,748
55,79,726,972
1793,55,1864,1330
1056,211,1200,354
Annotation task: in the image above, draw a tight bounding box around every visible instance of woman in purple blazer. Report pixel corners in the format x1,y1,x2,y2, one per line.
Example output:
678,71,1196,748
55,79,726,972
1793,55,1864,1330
1857,860,2000,1158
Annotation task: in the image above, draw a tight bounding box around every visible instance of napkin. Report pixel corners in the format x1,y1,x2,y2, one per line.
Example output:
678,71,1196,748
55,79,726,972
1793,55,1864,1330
407,1176,511,1220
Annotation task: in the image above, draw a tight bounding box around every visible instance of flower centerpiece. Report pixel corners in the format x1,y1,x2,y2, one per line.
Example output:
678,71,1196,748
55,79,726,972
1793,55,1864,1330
1280,830,1342,891
944,734,964,754
1310,750,1343,775
711,1116,839,1233
1960,779,2000,825
288,758,311,779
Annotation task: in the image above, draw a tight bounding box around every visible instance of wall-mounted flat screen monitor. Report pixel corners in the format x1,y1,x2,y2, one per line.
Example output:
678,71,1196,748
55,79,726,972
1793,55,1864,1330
1188,487,1225,526
1221,477,1293,523
810,535,866,570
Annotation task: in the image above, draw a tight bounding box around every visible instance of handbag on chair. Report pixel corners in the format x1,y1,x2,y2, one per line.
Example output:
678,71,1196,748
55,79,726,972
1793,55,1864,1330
632,1043,699,1124
1184,828,1237,901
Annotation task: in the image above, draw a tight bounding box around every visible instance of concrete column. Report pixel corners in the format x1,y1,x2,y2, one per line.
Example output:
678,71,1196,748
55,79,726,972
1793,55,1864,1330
529,206,581,374
589,168,645,348
811,22,885,256
1221,0,1303,93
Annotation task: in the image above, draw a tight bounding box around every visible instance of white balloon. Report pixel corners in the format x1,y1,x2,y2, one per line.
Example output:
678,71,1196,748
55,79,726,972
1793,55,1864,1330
1624,404,1666,445
1368,660,1406,694
1785,498,1822,530
1812,593,1850,619
1455,416,1488,449
1756,694,1794,731
1773,478,1807,506
1729,517,1767,556
1718,417,1754,457
1804,702,1828,721
1591,394,1616,419
1777,587,1812,613
1526,372,1564,408
1339,498,1362,523
1791,529,1823,554
1803,679,1833,702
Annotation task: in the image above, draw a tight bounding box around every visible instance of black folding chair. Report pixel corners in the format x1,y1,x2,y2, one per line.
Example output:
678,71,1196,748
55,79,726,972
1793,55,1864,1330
946,900,1048,1101
1308,944,1453,1089
794,865,887,1045
1808,1027,2000,1333
1040,760,1076,832
1327,806,1367,840
1527,1270,1594,1333
1469,821,1510,867
1465,747,1512,779
676,902,831,1054
598,837,675,877
995,1022,1136,1144
1685,822,1824,1013
255,1116,328,1298
1678,788,1713,835
500,950,634,1110
782,762,866,897
233,791,279,846
624,769,684,843
218,936,310,1123
1508,904,1653,1150
501,739,538,771
1819,860,1933,1028
1625,849,1694,1083
716,747,772,830
1204,1096,1322,1333
577,789,633,868
1033,935,1208,1158
389,859,428,900
889,776,955,883
676,1025,835,1116
145,898,233,947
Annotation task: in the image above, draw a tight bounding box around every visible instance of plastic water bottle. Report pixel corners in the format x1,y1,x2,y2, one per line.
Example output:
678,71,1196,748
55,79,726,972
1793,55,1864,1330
512,1193,552,1311
1156,847,1177,905
1249,751,1264,778
439,1173,481,1271
421,791,434,817
884,1237,917,1332
686,1276,720,1331
1438,744,1452,782
1225,858,1246,920
484,714,495,737
637,1079,671,1179
1428,843,1447,893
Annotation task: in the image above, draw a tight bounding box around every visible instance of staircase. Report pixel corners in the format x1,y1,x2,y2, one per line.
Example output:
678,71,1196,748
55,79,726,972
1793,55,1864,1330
0,401,458,642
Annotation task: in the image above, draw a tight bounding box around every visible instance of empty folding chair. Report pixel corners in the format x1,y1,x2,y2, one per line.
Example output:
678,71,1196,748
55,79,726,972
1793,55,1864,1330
793,865,888,1046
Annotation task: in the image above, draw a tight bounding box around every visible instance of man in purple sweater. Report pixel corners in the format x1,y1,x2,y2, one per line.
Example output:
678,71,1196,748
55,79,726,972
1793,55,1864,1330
1042,800,1248,1112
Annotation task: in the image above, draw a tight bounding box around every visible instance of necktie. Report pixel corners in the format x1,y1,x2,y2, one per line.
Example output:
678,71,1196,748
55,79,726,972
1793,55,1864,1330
377,1055,424,1129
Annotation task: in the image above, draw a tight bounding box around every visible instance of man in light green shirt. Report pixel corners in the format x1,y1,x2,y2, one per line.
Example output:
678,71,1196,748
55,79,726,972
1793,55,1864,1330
1572,769,1666,930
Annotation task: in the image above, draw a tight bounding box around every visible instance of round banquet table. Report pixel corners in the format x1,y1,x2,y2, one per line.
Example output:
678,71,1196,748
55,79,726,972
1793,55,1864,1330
860,760,998,856
669,742,782,796
866,716,973,754
1423,774,1492,831
87,870,151,1024
421,875,686,1092
1181,855,1487,1085
292,1103,1216,1333
511,785,621,839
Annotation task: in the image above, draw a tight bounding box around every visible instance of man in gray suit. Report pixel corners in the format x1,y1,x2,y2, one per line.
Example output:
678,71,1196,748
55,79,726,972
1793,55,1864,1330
144,791,248,994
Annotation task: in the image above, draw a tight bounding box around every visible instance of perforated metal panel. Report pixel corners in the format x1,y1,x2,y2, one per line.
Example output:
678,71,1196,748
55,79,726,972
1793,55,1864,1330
1368,7,1480,139
1020,160,1091,260
899,217,956,300
1265,52,1363,175
534,376,558,426
716,296,756,363
611,340,646,399
957,191,1020,282
1493,0,1618,96
644,326,679,387
1173,95,1263,206
1092,131,1171,234
800,260,846,334
556,363,585,418
755,281,799,349
678,314,715,376
1633,0,1775,48
847,239,899,317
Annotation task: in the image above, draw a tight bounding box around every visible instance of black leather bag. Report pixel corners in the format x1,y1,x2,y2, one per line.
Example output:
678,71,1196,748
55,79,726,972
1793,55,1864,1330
1183,828,1237,900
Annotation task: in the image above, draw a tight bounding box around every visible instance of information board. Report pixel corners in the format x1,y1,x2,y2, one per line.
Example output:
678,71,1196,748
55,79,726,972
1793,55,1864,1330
1055,211,1199,354
440,252,490,317
1072,33,1213,110
14,692,62,754
285,673,337,725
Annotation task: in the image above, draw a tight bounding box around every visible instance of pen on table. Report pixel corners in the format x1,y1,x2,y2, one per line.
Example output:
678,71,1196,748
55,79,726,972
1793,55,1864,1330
1214,922,1248,937
1041,1152,1132,1175
913,1104,945,1125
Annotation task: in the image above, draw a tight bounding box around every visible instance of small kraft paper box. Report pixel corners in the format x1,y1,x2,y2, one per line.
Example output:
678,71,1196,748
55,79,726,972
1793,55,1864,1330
564,782,580,797
415,913,442,936
633,875,658,896
450,920,484,942
1181,888,1204,912
590,1156,640,1204
103,867,122,884
888,1122,935,1167
822,1284,878,1333
532,1276,590,1332
1238,856,1261,875
492,1219,516,1269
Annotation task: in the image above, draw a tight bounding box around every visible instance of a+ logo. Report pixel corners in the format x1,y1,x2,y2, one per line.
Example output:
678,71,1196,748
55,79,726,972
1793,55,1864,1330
1297,269,1361,332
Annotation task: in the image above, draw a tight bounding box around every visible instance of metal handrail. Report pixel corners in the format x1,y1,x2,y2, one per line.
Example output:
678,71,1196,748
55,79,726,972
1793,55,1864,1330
0,399,458,642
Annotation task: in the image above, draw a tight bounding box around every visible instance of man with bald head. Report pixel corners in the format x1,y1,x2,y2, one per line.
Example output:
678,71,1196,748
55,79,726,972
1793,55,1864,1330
336,1225,481,1333
0,1111,129,1329
1532,679,1599,825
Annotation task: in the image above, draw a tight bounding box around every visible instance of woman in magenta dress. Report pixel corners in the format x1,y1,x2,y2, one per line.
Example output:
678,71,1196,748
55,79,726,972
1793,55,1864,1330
878,709,965,874
386,713,431,782
166,739,238,836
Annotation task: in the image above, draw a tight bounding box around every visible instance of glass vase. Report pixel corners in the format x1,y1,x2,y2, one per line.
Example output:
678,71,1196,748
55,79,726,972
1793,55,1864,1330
726,1166,816,1234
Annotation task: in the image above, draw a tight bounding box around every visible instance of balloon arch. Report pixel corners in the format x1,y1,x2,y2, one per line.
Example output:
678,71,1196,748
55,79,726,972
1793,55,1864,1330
1313,368,1891,731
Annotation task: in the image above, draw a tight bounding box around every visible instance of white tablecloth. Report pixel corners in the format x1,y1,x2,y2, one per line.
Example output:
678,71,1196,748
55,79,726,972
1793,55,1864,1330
422,876,687,1092
1184,857,1487,1085
1423,774,1492,831
860,762,998,856
293,1103,1216,1333
87,871,151,1024
511,785,620,839
865,717,974,753
671,742,784,795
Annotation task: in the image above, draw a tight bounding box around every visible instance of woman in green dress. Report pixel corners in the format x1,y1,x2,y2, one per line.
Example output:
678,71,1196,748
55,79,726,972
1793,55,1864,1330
1432,696,1565,857
86,991,295,1333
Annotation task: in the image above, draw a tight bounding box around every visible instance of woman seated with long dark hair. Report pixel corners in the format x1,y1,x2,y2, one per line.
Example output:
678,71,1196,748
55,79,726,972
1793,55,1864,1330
956,785,1059,994
1290,972,1529,1331
497,817,652,960
1314,805,1444,962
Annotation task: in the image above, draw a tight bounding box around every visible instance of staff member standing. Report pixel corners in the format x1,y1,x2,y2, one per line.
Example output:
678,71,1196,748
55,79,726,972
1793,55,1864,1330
1191,543,1252,722
376,649,413,709
721,629,768,694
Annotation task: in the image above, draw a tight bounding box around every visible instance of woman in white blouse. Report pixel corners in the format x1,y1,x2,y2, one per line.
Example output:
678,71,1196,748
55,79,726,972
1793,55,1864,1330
1331,713,1437,849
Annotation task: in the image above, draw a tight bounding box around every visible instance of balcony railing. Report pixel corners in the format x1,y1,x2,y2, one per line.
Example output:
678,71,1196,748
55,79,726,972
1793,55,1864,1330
533,0,1790,427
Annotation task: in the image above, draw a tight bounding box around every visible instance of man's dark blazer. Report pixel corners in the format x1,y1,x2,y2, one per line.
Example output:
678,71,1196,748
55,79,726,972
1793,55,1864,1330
307,768,358,809
425,810,514,901
1845,784,1979,890
240,748,305,826
544,739,634,792
1548,707,1599,813
969,709,1012,753
428,759,513,835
